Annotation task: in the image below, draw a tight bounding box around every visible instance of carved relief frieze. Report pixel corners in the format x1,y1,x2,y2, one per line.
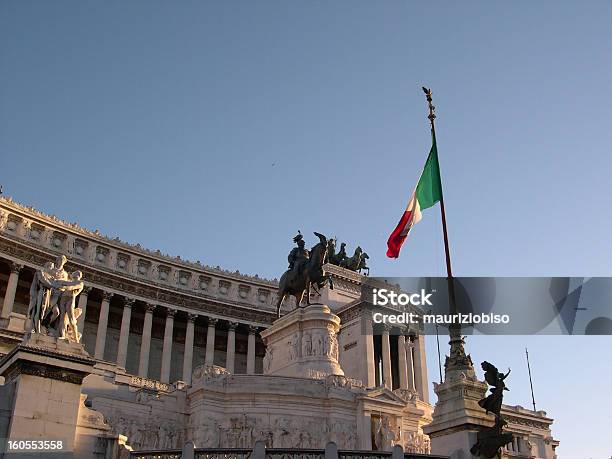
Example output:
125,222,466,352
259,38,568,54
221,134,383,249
29,222,45,242
193,413,357,449
50,231,66,251
178,270,192,287
157,265,171,282
257,288,270,304
198,275,211,291
5,214,21,233
0,237,276,324
137,259,151,277
95,246,110,265
238,284,251,300
218,280,231,296
0,197,279,288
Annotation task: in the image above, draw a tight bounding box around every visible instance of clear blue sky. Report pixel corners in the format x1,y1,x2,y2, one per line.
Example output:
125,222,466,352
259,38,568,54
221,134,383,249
1,2,611,457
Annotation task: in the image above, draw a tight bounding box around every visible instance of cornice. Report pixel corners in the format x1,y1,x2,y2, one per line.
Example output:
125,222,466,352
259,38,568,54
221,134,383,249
0,236,276,325
0,196,278,286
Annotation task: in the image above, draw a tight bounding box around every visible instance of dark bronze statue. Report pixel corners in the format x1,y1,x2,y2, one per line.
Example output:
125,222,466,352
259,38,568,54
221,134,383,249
471,361,513,458
324,238,370,274
339,246,364,271
479,361,511,418
357,251,369,275
470,417,513,459
276,232,334,317
288,231,310,272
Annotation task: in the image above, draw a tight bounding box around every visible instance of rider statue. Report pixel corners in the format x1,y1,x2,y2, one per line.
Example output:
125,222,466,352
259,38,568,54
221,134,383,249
287,231,310,275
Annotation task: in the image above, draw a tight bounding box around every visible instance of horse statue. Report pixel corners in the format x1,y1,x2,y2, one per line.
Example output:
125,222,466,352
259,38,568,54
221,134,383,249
332,242,347,265
357,252,370,275
276,232,334,317
339,246,363,271
325,238,337,265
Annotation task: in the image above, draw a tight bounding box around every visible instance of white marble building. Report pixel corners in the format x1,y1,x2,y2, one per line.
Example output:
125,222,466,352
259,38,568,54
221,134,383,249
0,196,433,456
0,196,558,458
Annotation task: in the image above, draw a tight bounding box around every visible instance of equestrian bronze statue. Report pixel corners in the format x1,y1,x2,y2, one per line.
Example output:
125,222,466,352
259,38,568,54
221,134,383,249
276,232,334,317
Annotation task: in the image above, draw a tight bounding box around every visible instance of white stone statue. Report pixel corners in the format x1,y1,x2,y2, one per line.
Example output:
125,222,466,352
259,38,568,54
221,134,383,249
375,416,397,451
27,254,84,343
28,261,56,333
302,332,312,356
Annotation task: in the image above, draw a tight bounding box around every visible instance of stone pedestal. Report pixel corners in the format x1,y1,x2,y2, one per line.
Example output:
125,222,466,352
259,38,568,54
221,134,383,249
0,334,96,457
5,312,27,333
260,304,344,378
423,372,495,459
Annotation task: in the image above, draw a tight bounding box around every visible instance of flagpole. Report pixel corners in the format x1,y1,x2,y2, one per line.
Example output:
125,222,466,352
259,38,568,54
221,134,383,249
422,87,472,378
526,348,537,411
422,87,453,280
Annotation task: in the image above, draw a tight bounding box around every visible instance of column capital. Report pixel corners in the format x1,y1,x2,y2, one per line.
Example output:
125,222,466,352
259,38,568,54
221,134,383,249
187,313,198,323
207,317,218,327
10,262,23,274
227,321,239,331
102,291,114,301
382,323,392,333
248,324,259,334
82,286,93,295
124,298,136,308
145,303,156,314
166,308,177,318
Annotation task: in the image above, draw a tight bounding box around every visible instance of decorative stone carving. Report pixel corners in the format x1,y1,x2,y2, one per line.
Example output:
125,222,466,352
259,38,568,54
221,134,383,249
74,239,88,257
238,285,250,299
178,270,191,286
137,259,151,276
198,275,211,290
158,265,170,281
51,231,66,250
116,253,130,270
257,288,270,303
218,280,231,295
95,246,109,264
260,304,344,378
29,223,44,241
404,432,431,454
6,214,21,232
374,415,397,451
191,364,230,384
10,261,23,274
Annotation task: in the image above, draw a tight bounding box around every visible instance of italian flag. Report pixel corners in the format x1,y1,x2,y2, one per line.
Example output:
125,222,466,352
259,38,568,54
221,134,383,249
386,140,443,258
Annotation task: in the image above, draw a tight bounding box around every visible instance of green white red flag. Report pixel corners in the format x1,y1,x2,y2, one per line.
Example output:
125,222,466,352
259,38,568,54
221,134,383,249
386,140,443,258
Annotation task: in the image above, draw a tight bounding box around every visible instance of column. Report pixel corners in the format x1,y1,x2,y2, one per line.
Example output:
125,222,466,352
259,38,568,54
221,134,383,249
246,325,257,374
76,286,92,332
364,316,376,387
381,325,392,389
1,262,23,319
94,291,113,360
397,332,409,389
116,298,135,368
405,335,416,391
204,318,218,365
413,334,429,403
138,304,156,377
160,308,176,383
225,322,238,373
182,313,197,384
358,409,373,450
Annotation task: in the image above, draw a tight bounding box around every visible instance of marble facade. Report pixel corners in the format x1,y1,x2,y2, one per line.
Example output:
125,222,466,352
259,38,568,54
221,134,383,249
0,196,434,457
